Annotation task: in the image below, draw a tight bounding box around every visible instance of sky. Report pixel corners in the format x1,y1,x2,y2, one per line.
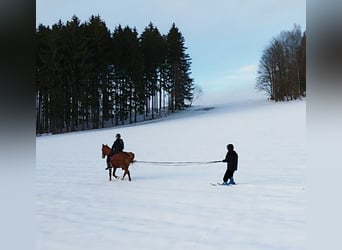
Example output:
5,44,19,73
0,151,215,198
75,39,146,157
36,0,306,102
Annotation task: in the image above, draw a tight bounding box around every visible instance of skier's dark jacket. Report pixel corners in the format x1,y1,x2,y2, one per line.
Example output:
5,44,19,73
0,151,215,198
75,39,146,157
223,150,238,171
111,138,124,154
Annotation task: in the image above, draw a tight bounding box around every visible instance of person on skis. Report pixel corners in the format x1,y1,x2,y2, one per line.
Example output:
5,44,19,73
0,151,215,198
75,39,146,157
105,133,124,170
221,144,238,185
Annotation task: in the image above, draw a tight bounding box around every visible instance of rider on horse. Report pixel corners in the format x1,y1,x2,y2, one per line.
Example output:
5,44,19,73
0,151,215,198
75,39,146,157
105,133,124,170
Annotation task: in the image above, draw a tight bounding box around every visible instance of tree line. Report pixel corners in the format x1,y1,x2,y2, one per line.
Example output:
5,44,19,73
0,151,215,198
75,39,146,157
255,24,306,101
36,15,194,134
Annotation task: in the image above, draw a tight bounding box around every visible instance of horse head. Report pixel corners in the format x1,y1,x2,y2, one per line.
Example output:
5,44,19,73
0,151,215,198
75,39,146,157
101,144,110,159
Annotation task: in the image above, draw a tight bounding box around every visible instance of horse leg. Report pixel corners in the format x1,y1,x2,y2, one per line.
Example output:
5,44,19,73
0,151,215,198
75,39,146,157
113,167,118,179
109,167,112,181
127,170,131,181
121,168,131,181
121,168,126,180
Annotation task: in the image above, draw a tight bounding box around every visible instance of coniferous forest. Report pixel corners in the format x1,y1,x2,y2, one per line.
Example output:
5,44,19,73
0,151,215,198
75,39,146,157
36,15,194,134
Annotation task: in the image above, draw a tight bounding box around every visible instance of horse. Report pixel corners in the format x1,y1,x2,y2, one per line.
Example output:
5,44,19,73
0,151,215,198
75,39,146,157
101,144,135,181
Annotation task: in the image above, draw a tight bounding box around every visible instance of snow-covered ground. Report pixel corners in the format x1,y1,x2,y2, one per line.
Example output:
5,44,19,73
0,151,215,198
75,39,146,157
36,97,306,250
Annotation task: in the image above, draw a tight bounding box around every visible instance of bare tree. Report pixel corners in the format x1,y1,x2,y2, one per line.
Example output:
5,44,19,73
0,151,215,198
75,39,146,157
190,85,203,105
255,24,306,101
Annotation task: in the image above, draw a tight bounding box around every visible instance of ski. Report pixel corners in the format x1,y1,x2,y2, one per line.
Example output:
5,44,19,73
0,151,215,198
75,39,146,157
210,182,227,186
210,182,236,186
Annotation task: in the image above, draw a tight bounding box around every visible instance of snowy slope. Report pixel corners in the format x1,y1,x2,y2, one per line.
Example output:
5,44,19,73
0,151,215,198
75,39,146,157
36,99,306,250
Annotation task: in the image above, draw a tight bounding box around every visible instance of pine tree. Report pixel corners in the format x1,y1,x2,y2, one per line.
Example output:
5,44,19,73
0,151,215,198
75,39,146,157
39,20,66,133
36,24,51,133
111,25,144,124
84,15,111,129
166,23,194,111
62,15,88,131
140,22,166,118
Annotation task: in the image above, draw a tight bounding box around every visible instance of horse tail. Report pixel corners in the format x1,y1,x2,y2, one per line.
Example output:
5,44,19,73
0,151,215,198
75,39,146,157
129,152,135,161
125,152,135,165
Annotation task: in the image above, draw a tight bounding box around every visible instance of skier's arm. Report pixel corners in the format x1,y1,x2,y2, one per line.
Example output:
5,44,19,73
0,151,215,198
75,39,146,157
222,154,228,162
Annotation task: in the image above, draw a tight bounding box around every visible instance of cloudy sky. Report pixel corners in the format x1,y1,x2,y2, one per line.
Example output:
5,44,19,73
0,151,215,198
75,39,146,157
36,0,306,101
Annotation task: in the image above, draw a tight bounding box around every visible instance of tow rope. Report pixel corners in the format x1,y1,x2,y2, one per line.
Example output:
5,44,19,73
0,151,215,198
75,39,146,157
134,160,222,166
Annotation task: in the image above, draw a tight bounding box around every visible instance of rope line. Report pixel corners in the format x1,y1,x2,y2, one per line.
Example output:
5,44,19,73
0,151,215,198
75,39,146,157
134,160,222,166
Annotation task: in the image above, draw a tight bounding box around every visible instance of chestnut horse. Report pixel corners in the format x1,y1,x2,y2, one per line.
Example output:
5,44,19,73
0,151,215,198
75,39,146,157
101,144,135,181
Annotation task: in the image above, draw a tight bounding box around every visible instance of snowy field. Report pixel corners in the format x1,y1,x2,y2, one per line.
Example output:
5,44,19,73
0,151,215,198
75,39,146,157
36,98,306,250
